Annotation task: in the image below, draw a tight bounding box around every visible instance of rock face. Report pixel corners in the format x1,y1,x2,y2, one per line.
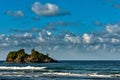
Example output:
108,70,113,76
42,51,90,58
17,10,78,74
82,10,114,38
6,49,57,63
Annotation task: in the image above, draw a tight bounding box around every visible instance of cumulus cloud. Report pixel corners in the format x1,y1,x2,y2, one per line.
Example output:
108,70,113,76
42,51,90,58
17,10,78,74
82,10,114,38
106,24,120,33
64,34,81,44
6,10,24,17
82,33,91,43
31,2,70,16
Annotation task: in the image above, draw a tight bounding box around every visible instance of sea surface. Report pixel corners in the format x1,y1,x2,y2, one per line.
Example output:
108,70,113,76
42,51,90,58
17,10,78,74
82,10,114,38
0,61,120,80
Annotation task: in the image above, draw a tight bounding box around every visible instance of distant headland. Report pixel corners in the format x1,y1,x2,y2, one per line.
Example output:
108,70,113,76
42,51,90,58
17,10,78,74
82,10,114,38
6,49,57,63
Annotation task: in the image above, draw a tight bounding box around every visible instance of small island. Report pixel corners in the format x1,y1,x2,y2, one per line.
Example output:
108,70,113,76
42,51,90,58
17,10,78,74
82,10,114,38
6,49,57,63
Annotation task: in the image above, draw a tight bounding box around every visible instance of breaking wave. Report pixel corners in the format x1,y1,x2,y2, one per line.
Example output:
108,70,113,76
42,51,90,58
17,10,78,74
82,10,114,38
43,72,120,78
1,71,120,79
0,66,46,70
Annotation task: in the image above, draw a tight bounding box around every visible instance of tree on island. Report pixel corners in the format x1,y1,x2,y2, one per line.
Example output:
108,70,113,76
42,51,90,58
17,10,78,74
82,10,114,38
6,49,57,63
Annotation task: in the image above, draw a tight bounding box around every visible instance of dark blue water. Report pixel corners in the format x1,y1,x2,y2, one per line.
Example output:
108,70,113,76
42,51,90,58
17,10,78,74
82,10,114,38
0,61,120,80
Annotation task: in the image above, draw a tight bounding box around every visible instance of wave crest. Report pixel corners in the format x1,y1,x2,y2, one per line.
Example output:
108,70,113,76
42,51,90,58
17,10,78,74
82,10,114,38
43,72,120,78
0,66,46,70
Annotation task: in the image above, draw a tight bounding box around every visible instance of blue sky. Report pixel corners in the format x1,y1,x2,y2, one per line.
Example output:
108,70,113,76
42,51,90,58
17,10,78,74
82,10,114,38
0,0,120,60
1,0,120,33
0,0,115,33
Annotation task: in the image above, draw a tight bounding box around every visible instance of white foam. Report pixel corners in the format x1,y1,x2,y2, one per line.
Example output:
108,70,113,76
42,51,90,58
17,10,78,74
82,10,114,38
87,73,112,78
43,72,120,78
0,66,46,70
1,71,120,78
43,72,86,77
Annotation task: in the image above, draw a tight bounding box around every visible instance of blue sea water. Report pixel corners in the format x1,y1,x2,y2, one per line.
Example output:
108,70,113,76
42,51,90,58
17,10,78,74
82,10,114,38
0,61,120,80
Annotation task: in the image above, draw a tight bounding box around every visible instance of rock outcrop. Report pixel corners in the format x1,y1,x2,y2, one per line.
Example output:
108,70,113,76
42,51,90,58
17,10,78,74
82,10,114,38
6,49,57,63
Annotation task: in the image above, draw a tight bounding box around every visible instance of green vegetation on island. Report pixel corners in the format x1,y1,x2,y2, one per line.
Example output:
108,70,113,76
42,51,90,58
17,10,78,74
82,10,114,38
6,49,57,63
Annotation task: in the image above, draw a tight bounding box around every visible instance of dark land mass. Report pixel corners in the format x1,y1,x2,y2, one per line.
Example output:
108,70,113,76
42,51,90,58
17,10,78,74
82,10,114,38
6,49,57,63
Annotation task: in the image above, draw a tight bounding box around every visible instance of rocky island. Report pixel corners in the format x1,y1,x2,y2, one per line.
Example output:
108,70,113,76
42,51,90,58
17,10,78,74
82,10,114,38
6,49,57,63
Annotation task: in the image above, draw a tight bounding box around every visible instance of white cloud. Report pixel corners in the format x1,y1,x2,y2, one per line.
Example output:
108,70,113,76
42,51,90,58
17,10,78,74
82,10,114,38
37,32,44,42
64,34,81,44
53,46,59,50
94,45,100,50
82,33,91,43
97,37,104,42
111,38,119,43
106,24,120,33
1,43,9,47
23,33,32,38
6,10,24,17
0,34,5,40
46,31,52,36
5,37,9,41
32,2,59,16
32,2,70,16
14,40,19,45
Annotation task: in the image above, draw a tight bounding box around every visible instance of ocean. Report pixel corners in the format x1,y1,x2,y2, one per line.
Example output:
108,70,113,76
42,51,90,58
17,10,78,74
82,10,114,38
0,61,120,80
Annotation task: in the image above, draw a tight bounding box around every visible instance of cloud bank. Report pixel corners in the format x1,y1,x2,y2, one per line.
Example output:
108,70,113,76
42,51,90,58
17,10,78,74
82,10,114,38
1,23,120,60
1,23,120,53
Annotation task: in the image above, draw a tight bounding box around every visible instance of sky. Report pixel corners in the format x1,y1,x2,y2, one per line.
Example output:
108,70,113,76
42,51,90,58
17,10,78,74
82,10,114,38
1,0,120,60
